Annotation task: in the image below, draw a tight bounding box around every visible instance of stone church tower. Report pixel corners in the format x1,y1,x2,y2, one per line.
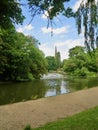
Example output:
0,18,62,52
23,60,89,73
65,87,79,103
55,46,61,68
55,46,57,57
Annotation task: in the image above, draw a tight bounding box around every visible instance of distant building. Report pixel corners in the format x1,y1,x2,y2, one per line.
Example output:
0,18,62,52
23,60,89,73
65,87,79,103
55,46,61,68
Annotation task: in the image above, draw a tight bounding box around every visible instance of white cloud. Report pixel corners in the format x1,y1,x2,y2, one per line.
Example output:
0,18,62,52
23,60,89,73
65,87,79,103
73,0,83,12
16,27,24,33
60,50,69,60
39,43,54,57
54,38,84,48
41,26,70,35
24,24,34,30
42,11,49,19
16,24,34,35
41,27,51,34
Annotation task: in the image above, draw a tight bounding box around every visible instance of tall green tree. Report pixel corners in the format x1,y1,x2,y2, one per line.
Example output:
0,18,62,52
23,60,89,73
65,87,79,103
0,29,47,81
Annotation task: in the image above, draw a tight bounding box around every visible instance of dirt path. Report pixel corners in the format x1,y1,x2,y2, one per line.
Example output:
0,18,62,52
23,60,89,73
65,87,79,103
0,87,98,130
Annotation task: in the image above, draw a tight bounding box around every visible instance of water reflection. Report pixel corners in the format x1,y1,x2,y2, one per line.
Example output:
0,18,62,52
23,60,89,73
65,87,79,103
45,80,70,97
0,75,98,105
0,80,48,105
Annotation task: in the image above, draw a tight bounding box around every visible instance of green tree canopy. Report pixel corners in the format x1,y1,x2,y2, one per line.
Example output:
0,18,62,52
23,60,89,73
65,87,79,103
69,46,85,58
0,28,47,81
0,0,25,29
63,46,98,77
46,56,57,71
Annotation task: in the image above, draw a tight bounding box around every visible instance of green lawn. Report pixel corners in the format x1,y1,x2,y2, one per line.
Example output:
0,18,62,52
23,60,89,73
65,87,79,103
24,106,98,130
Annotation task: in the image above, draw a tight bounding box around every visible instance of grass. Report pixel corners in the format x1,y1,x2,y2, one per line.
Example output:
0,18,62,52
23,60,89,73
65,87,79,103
24,106,98,130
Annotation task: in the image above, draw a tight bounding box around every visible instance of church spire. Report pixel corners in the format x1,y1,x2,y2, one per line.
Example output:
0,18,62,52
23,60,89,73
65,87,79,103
55,46,57,57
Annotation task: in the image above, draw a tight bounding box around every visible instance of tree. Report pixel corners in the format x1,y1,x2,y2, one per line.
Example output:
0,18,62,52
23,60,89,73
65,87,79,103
46,56,57,71
28,45,47,79
0,0,25,29
63,46,97,77
76,0,98,51
0,28,47,81
69,46,85,58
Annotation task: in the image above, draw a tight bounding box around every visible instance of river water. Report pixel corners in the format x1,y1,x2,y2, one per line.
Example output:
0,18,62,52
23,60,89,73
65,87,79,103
0,73,98,105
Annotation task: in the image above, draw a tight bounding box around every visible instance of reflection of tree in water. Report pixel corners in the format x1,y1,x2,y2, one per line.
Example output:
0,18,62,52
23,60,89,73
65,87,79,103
45,79,64,96
0,77,98,105
0,80,48,105
65,77,98,91
56,85,61,95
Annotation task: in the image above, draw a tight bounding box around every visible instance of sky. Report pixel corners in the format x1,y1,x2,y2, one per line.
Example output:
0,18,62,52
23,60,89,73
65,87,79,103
16,0,85,61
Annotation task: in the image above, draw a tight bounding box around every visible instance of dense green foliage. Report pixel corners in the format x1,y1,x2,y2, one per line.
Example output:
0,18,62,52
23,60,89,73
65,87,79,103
0,28,47,81
45,49,61,71
0,0,25,29
63,46,98,77
45,56,57,71
24,106,98,130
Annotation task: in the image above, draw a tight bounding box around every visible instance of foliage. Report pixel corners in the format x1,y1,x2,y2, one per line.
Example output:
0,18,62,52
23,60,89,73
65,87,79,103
0,28,47,81
63,46,98,77
28,0,72,19
24,124,31,130
76,0,98,51
45,56,57,71
0,0,25,29
24,106,98,130
46,50,61,71
69,46,85,58
27,0,74,29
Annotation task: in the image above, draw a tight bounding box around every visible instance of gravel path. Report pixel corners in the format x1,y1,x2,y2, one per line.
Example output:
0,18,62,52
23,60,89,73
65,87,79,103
0,87,98,130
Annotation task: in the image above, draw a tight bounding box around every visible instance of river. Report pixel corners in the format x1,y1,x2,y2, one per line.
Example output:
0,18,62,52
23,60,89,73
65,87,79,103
0,73,98,105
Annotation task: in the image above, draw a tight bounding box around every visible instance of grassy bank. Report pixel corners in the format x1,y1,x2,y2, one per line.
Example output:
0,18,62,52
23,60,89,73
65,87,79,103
24,106,98,130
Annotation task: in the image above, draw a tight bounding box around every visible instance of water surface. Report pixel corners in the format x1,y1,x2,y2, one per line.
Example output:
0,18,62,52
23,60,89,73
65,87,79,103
0,73,98,105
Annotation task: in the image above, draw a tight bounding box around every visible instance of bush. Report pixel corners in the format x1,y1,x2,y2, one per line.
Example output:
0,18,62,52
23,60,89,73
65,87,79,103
24,125,32,130
72,67,89,77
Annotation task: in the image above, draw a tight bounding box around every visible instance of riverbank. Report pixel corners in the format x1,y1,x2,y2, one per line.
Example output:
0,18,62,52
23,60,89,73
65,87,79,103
0,87,98,130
